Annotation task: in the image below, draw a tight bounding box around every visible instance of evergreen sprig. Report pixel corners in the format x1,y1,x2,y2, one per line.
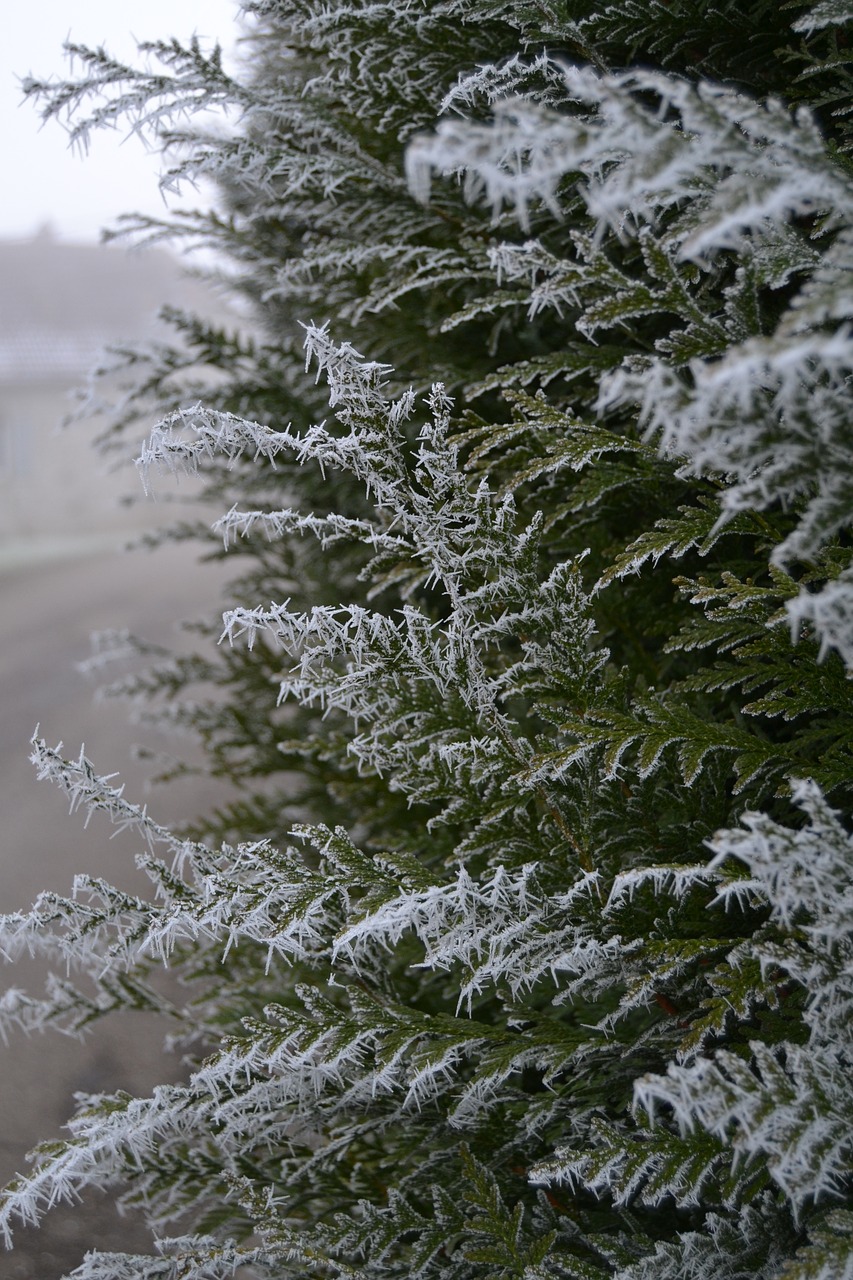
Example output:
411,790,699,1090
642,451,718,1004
4,1,853,1276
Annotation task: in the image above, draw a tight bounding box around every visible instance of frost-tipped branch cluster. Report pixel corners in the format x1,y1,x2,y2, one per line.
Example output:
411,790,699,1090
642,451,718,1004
6,2,853,1278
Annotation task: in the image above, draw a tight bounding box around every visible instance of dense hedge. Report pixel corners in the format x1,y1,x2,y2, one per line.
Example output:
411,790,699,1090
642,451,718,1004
4,4,853,1276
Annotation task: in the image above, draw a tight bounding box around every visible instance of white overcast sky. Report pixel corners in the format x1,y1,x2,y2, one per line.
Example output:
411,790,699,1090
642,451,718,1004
2,1,242,243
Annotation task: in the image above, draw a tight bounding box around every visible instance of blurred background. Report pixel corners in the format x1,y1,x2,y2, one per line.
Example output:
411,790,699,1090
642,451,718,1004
1,5,244,1274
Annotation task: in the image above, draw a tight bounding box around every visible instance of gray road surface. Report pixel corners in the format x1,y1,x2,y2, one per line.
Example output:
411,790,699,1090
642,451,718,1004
0,540,236,1277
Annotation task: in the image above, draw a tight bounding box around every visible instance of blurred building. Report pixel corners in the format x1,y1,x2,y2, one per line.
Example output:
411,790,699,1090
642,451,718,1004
0,227,225,552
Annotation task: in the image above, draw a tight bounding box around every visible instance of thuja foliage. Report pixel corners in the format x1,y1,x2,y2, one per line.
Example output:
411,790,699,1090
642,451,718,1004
5,1,853,1276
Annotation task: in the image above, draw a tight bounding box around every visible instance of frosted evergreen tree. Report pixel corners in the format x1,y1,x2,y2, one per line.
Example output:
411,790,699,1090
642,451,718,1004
4,1,853,1276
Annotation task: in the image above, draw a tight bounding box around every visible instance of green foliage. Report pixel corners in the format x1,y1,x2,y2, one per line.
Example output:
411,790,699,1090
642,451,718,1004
3,1,853,1277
